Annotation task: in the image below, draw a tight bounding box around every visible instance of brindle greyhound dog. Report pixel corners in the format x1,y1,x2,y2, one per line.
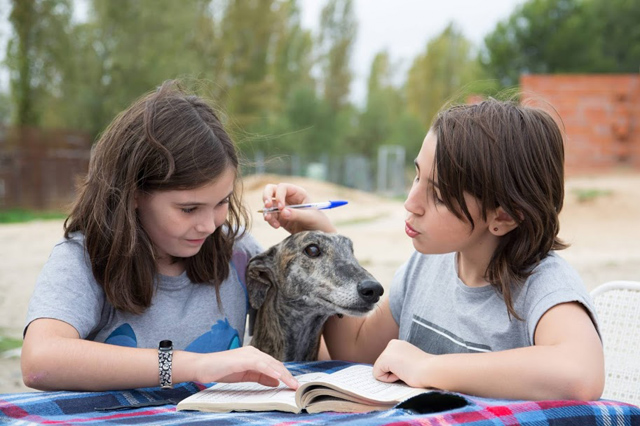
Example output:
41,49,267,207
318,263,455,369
246,230,384,362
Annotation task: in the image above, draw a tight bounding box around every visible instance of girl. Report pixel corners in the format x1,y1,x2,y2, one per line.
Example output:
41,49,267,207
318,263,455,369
22,81,298,391
262,99,604,400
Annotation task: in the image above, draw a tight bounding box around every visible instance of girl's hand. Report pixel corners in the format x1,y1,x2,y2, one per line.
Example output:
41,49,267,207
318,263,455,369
262,183,336,234
372,339,433,388
191,346,299,389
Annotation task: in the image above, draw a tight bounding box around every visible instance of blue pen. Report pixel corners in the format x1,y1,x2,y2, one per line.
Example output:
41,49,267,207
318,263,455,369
259,200,348,214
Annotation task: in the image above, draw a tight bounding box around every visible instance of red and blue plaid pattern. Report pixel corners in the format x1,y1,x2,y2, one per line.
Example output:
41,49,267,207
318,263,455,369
1,361,638,425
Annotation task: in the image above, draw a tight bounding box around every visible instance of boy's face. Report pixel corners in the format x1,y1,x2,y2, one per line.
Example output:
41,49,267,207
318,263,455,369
404,131,493,256
135,166,236,276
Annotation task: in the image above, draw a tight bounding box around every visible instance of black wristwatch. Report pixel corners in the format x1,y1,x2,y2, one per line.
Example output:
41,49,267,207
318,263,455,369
158,340,173,389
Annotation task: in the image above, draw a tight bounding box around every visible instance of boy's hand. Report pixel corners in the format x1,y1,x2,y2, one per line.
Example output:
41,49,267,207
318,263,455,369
262,183,336,234
372,339,433,388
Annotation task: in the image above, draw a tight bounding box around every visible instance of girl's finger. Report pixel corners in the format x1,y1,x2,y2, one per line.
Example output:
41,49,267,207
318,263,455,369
274,184,291,210
253,359,299,389
262,185,277,208
272,365,299,389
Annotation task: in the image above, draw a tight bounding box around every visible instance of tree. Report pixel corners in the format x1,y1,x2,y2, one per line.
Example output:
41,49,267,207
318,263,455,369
0,91,12,125
270,0,315,105
481,0,602,87
298,0,357,158
350,51,404,158
318,0,356,113
90,0,210,130
589,0,640,72
30,0,216,135
39,20,105,133
6,0,73,126
405,23,484,129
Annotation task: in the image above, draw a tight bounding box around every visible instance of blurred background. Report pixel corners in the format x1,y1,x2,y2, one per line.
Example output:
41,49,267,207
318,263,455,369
0,0,638,210
0,0,639,393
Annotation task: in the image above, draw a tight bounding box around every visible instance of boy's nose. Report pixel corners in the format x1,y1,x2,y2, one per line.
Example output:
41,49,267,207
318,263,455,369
404,186,424,216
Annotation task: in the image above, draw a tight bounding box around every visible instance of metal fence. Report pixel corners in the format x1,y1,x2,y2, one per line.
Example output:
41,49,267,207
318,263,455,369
0,125,407,211
246,145,407,196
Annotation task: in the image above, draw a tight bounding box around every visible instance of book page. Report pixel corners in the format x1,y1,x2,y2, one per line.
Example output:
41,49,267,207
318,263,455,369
176,372,328,413
299,364,424,405
177,381,297,413
305,396,391,414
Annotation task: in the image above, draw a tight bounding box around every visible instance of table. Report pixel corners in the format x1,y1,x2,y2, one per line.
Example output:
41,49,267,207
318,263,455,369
1,360,639,425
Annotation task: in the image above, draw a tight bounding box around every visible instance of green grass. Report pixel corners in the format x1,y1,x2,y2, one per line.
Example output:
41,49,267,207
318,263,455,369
571,188,613,203
0,336,22,352
0,209,66,224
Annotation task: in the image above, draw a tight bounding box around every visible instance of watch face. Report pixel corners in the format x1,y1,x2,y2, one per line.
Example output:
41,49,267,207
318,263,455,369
159,340,173,349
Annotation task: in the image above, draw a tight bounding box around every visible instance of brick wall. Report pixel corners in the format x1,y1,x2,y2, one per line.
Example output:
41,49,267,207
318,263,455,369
520,74,640,174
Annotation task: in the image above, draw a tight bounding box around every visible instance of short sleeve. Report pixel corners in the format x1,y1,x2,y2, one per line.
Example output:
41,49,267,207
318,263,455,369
25,237,106,339
522,253,599,345
230,232,264,288
388,259,411,325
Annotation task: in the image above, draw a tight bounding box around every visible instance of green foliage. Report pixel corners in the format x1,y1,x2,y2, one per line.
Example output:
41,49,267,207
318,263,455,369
0,91,12,124
589,0,640,72
279,86,337,156
7,0,73,126
318,0,356,112
481,0,640,88
572,188,613,203
0,335,22,352
350,52,407,158
0,209,66,223
6,0,636,181
406,23,488,129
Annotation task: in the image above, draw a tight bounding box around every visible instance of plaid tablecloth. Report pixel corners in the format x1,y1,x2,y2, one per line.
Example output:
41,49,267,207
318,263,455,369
1,360,639,425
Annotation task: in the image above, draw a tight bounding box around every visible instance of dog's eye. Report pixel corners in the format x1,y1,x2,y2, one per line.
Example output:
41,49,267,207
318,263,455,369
303,244,321,258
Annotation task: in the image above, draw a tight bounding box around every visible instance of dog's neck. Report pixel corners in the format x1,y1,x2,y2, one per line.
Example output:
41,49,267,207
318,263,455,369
251,294,331,362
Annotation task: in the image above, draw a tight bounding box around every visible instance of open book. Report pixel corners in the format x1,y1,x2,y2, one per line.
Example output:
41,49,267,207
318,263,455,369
176,364,432,414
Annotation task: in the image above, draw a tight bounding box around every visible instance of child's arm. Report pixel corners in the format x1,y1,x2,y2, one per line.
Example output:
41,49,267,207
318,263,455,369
373,302,604,401
22,318,298,391
323,298,399,364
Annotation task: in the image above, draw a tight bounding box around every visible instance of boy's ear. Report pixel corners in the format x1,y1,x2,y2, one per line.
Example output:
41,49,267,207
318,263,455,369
489,207,519,236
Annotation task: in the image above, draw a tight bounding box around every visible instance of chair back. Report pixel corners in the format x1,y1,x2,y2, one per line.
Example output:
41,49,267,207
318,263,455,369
591,280,640,406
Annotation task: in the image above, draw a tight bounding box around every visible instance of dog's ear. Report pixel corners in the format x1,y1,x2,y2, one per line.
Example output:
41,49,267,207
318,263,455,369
246,246,278,310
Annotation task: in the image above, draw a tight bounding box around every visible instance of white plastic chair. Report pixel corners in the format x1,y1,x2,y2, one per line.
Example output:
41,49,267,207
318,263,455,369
590,280,640,406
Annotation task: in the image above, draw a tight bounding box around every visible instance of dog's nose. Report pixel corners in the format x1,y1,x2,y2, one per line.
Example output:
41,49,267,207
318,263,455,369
357,280,384,304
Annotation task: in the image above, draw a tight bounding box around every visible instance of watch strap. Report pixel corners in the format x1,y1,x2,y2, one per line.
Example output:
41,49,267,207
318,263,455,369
158,340,173,389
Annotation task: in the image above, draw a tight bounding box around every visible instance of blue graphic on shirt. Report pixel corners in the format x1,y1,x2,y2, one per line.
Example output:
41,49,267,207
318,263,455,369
104,323,137,347
103,318,240,352
186,318,241,353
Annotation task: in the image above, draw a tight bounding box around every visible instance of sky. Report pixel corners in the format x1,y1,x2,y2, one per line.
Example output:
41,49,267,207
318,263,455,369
0,0,523,103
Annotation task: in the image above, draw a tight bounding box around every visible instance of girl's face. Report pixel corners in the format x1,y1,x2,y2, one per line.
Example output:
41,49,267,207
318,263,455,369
404,131,493,256
135,166,236,275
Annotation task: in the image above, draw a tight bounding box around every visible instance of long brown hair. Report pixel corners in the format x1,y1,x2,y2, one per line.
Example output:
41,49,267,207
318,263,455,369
431,99,567,319
64,80,250,314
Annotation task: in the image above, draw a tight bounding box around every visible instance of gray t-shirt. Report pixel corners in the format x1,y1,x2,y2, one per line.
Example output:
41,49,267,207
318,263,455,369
25,232,262,352
389,251,598,354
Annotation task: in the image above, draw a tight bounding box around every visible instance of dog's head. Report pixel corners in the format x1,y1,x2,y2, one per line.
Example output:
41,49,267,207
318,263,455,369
247,231,384,317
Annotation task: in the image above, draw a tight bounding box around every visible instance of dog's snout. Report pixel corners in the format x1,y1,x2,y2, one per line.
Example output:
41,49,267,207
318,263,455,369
357,280,384,304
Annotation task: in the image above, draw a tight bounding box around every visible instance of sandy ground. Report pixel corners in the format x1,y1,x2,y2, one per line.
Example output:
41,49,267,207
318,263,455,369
1,172,639,394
